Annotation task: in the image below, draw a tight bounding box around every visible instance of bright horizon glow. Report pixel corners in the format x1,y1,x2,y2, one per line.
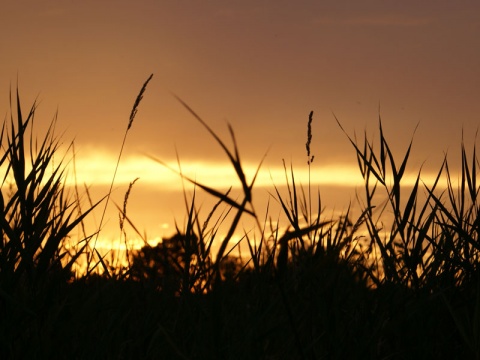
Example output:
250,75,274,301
64,151,457,191
67,152,365,188
0,147,461,195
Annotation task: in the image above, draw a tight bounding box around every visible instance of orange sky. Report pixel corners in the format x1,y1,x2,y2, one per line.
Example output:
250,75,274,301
1,1,479,249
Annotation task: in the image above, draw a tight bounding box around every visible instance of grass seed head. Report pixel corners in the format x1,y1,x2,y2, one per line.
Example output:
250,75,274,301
306,110,314,165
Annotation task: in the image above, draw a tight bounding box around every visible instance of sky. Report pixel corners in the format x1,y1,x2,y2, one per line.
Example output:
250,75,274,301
1,1,479,251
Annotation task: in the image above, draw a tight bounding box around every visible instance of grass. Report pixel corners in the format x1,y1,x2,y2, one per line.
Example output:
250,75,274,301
1,77,479,359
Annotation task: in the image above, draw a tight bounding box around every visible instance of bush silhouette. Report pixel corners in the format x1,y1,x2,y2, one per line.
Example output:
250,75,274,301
130,233,190,294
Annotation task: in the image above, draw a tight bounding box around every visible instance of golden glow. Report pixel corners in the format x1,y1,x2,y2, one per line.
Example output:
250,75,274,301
68,151,365,189
66,151,451,191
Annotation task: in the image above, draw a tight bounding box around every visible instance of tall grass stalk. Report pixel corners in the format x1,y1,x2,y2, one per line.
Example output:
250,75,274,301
306,110,314,224
89,74,153,275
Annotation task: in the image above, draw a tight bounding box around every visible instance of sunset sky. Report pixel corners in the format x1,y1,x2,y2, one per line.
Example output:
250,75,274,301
1,1,479,249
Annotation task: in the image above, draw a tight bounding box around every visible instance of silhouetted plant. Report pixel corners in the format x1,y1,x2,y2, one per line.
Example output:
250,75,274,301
0,90,100,291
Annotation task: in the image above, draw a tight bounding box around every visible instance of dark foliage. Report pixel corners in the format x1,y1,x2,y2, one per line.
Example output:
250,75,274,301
1,85,479,359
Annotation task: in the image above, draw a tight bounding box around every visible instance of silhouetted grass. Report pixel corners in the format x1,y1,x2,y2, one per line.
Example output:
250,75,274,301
1,78,478,359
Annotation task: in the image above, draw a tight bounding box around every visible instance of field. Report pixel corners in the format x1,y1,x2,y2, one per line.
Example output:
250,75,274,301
1,77,479,359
